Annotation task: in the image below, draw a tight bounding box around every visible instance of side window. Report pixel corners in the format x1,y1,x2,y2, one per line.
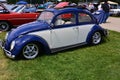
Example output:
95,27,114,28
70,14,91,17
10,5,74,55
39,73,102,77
78,13,92,23
55,13,76,26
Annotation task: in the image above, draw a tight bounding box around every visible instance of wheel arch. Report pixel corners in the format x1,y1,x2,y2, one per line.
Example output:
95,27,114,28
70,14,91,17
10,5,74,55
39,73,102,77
86,25,105,44
12,35,51,57
0,20,12,25
0,20,12,30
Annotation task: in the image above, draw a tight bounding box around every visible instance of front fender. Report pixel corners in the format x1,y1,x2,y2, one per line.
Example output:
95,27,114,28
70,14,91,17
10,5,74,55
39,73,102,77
12,35,51,56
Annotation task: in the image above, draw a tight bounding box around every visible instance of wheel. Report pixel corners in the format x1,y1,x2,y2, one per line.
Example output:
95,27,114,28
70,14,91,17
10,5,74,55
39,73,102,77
0,21,10,31
91,32,102,45
22,43,40,59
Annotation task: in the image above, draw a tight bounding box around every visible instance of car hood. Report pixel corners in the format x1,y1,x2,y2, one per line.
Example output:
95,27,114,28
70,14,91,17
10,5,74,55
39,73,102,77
7,21,50,42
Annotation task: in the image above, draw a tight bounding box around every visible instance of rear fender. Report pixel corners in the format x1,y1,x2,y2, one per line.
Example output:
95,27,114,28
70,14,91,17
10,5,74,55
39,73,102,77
86,25,104,44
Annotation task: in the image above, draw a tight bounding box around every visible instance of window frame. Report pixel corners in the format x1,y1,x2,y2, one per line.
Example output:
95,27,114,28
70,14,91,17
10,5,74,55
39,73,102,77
53,12,77,28
77,12,94,25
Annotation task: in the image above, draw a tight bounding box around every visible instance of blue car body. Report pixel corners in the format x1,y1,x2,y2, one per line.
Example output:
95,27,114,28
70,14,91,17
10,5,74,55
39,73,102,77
0,7,108,59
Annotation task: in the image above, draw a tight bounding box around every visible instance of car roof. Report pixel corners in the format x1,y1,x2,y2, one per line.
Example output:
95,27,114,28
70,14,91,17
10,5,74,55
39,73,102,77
42,7,97,23
45,7,91,15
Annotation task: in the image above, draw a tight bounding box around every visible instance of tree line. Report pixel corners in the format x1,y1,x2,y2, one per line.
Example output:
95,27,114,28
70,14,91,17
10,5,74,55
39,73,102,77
7,0,120,4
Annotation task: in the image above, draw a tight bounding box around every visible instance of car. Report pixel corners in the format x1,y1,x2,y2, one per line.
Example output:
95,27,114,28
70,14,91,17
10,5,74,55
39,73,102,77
0,3,39,31
110,8,120,16
11,5,26,13
108,1,120,16
3,3,15,11
0,7,108,59
54,2,69,8
11,5,37,13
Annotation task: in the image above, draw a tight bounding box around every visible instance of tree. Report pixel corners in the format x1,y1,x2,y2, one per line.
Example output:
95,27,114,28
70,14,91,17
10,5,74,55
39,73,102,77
7,0,17,4
7,0,120,4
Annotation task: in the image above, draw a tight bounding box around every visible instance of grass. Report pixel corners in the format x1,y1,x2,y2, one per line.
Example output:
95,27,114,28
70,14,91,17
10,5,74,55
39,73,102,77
0,31,120,80
110,15,120,17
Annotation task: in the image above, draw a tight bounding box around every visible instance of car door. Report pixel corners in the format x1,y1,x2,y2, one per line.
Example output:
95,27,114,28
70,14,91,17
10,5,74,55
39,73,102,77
51,12,79,49
77,12,95,43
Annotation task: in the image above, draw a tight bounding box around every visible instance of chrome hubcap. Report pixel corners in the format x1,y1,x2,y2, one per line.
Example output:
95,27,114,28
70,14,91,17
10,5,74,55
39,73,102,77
23,43,39,59
0,22,9,31
92,32,101,44
1,25,6,29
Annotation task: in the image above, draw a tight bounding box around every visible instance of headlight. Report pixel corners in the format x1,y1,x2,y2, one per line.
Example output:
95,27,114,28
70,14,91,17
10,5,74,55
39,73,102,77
10,41,15,51
5,32,8,40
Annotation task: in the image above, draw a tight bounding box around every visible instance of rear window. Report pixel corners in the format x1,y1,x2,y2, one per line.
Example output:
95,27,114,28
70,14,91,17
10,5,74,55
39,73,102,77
78,13,92,23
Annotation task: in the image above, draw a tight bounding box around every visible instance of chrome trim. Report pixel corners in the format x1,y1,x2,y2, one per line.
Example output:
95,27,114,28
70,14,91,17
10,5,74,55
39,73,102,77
104,29,109,36
0,40,15,59
8,18,36,20
51,42,87,53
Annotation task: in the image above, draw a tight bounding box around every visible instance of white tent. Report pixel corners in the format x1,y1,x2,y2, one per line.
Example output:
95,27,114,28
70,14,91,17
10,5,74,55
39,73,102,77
101,1,118,5
108,1,118,5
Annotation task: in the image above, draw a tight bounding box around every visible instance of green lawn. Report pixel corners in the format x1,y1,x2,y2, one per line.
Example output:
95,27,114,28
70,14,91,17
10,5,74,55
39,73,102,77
0,31,120,80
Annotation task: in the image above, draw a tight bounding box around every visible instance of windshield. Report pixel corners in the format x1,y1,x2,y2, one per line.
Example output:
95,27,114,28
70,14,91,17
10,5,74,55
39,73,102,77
37,11,54,24
3,4,15,11
12,5,25,12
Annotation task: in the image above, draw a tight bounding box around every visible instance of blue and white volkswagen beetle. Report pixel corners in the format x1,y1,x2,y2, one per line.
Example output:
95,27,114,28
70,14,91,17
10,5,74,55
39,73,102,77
0,7,108,59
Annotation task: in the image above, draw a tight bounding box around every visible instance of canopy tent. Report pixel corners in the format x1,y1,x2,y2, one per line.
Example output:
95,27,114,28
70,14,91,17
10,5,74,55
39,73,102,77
101,1,118,5
108,1,118,5
16,1,28,5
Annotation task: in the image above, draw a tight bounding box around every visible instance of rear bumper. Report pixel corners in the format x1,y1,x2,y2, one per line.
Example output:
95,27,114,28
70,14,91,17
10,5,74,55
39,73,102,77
104,29,109,36
0,40,15,59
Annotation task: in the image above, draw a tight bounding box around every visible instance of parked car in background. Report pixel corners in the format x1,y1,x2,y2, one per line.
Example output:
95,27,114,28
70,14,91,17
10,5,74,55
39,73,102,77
3,3,15,11
12,5,37,13
110,6,120,16
0,3,39,31
108,1,120,16
11,5,26,12
0,7,108,59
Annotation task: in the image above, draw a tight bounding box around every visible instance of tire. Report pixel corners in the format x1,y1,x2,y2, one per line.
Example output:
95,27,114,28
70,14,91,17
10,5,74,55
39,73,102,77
91,31,102,45
22,42,40,59
0,21,10,31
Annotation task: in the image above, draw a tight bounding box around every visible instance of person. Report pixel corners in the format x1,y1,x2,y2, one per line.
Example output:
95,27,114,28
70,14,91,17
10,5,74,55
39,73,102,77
102,0,110,23
88,3,95,13
98,3,102,11
93,2,105,24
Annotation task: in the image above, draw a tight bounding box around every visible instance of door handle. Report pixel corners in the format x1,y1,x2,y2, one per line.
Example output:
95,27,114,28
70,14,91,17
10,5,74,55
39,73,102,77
73,27,78,29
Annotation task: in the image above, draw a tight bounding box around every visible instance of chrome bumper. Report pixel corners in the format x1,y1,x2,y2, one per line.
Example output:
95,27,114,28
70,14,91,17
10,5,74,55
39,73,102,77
0,40,15,59
104,29,109,36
